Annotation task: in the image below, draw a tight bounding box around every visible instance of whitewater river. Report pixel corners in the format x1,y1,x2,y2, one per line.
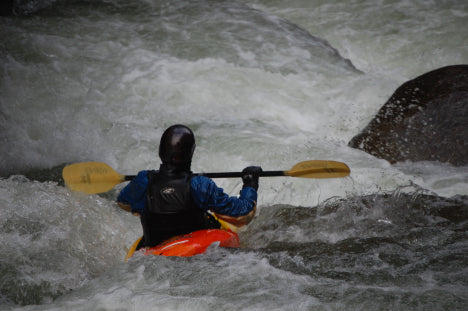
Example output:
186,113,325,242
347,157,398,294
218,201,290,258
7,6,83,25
1,0,467,310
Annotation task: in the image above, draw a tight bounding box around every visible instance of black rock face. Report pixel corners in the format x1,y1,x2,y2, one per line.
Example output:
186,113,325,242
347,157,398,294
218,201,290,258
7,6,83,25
349,65,468,166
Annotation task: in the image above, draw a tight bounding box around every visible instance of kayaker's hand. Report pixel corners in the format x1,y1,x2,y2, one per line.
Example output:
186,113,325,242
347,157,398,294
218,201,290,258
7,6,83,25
241,166,262,191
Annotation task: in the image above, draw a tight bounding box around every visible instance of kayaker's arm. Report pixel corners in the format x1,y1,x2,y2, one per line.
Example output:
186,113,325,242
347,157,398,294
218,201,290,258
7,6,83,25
117,170,149,215
190,175,259,222
191,176,257,218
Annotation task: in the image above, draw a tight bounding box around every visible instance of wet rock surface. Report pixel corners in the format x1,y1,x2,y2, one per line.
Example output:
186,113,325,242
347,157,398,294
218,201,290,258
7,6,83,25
349,65,468,166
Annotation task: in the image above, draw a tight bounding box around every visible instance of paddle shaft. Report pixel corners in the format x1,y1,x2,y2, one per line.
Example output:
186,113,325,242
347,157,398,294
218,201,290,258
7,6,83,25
124,170,286,181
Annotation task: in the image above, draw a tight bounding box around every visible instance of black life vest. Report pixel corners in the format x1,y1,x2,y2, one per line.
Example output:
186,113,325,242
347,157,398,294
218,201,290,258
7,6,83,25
140,167,220,248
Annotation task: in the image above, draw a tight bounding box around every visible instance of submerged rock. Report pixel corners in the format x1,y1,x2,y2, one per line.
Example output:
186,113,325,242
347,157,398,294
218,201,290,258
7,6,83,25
4,164,66,186
349,65,468,166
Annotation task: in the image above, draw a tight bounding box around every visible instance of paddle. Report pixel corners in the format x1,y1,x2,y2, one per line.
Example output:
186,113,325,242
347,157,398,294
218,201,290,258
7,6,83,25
62,160,350,194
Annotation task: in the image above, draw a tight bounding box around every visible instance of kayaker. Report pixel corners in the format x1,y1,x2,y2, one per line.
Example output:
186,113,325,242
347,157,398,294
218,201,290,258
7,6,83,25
117,124,261,249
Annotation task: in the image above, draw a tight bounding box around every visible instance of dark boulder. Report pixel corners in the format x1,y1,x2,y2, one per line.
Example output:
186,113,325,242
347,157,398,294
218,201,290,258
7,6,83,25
0,0,14,16
349,65,468,166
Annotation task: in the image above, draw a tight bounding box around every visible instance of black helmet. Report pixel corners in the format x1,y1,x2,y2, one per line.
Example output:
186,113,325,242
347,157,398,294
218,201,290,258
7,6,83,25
159,124,196,165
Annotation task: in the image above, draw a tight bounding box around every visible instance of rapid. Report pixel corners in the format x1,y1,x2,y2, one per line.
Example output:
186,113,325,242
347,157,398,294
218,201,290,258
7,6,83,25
1,0,467,310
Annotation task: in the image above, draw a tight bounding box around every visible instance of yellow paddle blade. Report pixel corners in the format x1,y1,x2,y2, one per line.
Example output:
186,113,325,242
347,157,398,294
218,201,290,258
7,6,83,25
286,160,350,178
62,162,125,194
125,236,143,262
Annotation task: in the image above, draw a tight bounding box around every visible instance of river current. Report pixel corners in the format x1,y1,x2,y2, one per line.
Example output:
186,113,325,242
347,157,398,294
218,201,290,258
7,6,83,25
1,0,467,310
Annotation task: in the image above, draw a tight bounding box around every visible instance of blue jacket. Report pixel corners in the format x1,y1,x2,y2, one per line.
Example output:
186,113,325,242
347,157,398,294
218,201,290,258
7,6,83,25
117,170,257,216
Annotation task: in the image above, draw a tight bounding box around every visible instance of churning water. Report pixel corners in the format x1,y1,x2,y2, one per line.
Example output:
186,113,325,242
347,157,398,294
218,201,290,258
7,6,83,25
1,0,467,310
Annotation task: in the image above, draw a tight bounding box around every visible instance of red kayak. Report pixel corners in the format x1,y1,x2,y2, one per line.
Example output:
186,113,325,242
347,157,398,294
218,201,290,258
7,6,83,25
125,229,239,261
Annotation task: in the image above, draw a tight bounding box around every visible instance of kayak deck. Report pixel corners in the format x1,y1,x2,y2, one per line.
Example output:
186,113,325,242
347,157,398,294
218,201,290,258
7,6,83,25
125,229,239,261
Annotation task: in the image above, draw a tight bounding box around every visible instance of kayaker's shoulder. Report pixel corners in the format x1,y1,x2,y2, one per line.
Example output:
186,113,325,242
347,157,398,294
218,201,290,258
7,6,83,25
134,170,149,177
190,175,216,186
134,170,152,183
